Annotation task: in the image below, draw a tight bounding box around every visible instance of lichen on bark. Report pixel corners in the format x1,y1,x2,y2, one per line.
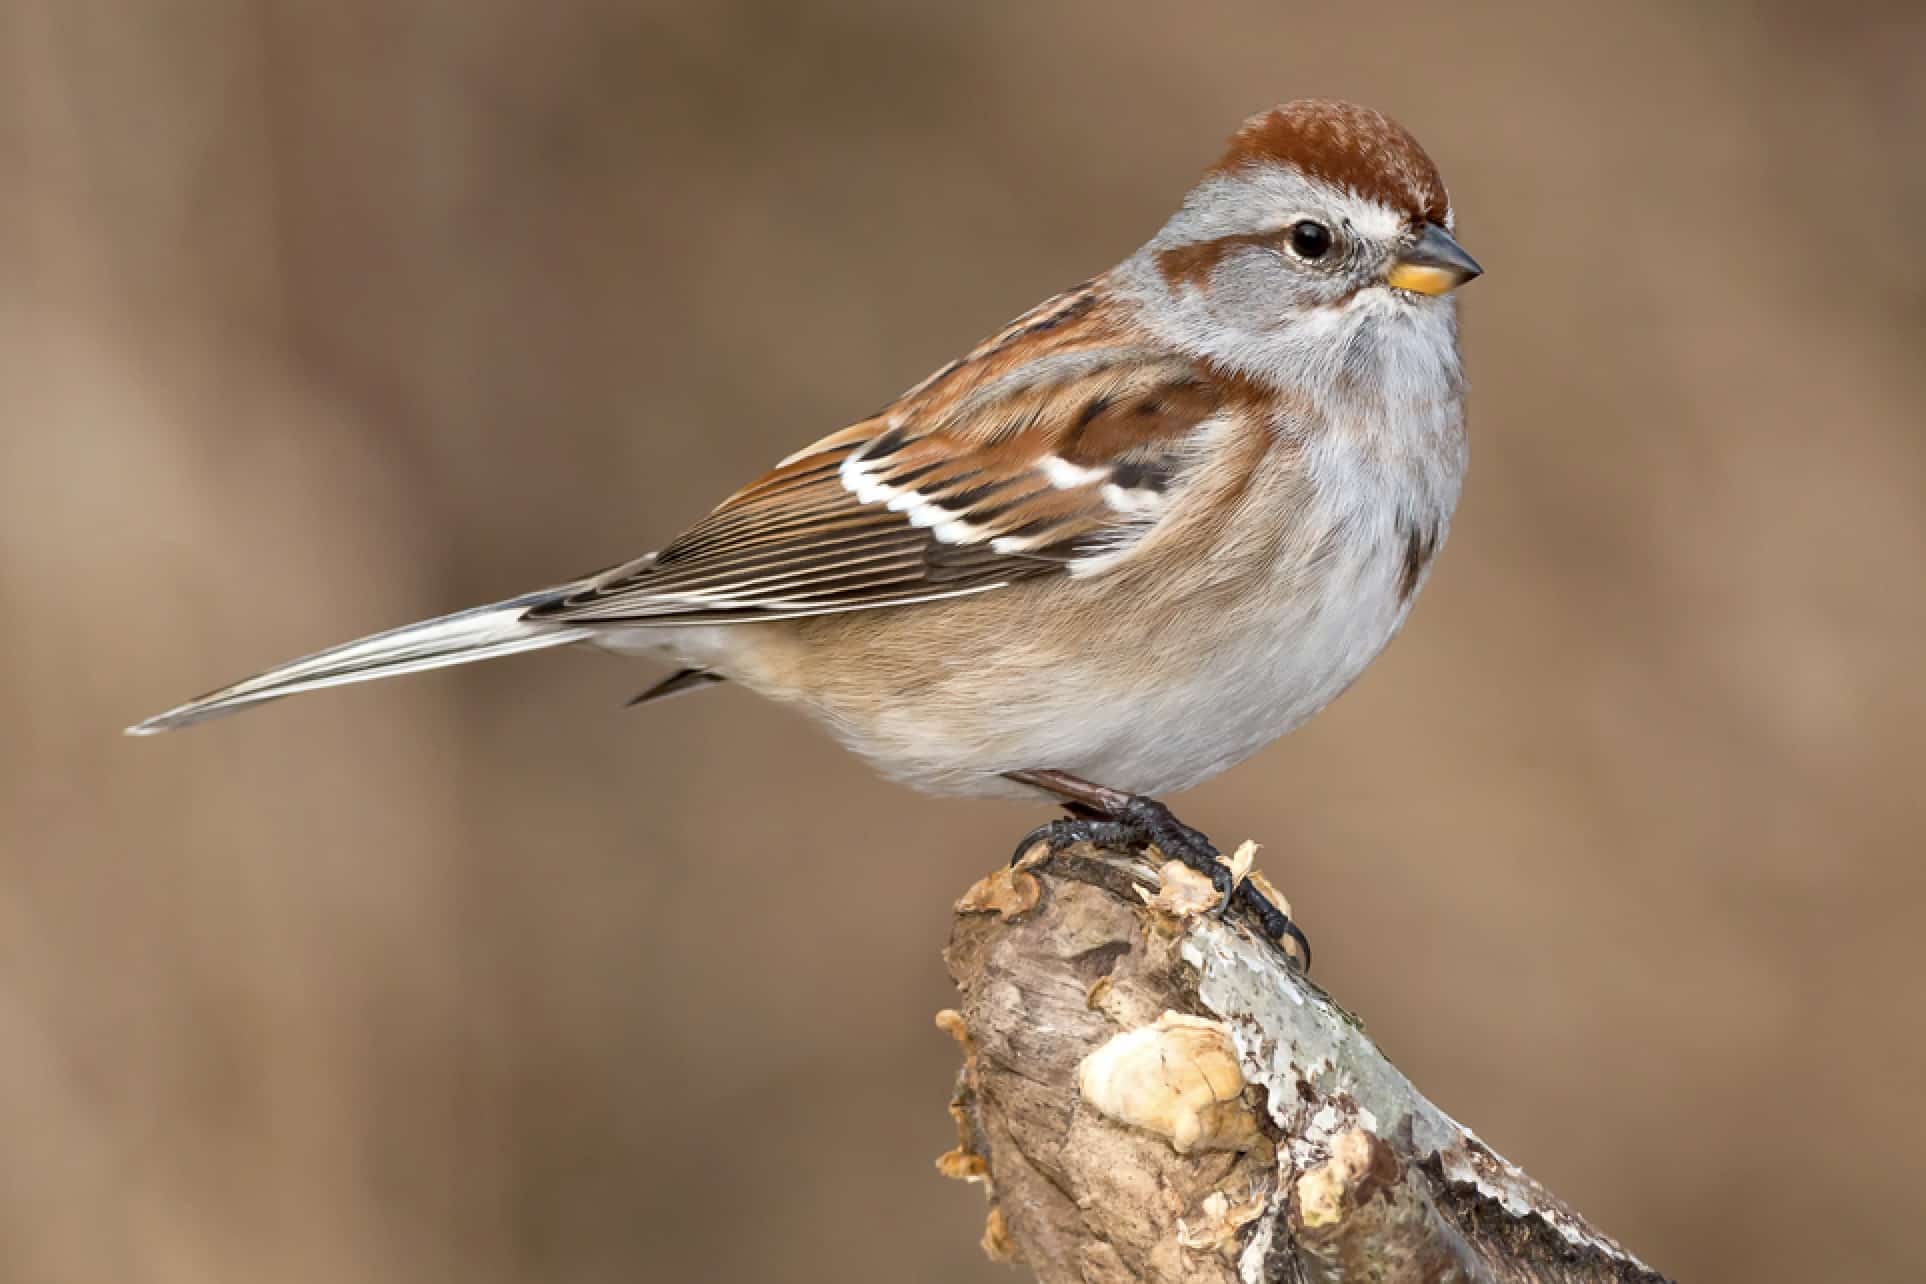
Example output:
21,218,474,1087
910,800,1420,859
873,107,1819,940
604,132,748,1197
940,841,1671,1284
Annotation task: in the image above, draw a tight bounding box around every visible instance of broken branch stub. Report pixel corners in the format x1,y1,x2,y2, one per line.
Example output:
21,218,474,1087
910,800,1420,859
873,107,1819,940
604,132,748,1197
941,842,1672,1284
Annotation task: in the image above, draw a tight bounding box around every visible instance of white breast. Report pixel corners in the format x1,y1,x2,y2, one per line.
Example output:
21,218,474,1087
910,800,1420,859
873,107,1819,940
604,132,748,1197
845,413,1461,797
1032,464,1450,795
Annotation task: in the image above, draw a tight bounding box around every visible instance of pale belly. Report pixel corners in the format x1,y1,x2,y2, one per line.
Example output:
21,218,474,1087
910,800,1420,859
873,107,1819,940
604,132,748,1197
630,521,1426,800
1012,551,1417,798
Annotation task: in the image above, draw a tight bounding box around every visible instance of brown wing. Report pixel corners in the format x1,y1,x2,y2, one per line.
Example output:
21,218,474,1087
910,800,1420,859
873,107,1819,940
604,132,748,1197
530,282,1250,626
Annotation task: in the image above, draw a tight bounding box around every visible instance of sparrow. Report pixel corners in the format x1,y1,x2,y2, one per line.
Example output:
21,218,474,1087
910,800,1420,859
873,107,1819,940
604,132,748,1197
130,100,1482,961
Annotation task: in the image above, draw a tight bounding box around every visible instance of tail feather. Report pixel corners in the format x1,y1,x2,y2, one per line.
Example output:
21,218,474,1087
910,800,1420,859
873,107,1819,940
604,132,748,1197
127,587,592,735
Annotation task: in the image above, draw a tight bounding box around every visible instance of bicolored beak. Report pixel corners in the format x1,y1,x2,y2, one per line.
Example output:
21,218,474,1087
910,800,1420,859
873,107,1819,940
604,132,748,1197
1385,223,1483,296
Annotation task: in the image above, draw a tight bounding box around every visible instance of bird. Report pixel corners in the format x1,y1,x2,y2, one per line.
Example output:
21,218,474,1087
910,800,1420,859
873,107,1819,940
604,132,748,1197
130,99,1482,962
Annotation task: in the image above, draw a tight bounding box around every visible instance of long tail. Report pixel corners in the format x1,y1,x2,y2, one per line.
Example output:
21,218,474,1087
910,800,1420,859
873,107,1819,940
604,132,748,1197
127,586,594,735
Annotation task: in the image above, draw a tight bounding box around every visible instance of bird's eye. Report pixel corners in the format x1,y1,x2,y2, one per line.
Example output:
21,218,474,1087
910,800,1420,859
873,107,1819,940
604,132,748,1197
1287,220,1333,261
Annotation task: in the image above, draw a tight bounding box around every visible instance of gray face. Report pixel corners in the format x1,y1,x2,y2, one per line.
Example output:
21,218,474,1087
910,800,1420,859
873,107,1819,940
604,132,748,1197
1200,172,1413,306
1119,164,1464,407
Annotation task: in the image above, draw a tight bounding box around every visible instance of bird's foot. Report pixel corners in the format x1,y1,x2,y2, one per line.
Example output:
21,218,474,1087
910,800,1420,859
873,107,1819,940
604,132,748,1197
1007,781,1311,969
1009,815,1144,868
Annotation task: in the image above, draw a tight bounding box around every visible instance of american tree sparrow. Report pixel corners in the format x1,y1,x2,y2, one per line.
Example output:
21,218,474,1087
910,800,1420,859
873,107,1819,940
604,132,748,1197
132,100,1482,961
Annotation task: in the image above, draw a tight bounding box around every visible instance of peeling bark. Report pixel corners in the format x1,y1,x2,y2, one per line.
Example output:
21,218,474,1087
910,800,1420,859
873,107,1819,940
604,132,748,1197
939,843,1672,1284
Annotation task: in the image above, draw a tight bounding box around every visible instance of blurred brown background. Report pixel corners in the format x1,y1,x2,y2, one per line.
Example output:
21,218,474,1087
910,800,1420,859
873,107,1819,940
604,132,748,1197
3,2,1923,1281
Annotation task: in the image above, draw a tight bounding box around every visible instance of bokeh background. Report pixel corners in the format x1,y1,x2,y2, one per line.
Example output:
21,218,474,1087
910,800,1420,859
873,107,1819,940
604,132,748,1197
4,2,1923,1281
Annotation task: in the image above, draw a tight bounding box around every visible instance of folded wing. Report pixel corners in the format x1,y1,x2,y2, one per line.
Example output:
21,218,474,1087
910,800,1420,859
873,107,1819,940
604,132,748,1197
534,282,1251,626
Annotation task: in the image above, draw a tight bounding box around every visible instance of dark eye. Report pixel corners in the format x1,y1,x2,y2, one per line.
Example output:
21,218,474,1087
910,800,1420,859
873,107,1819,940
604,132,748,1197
1288,220,1333,261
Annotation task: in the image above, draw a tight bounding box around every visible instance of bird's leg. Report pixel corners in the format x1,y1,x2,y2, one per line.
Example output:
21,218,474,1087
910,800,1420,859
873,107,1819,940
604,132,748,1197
1002,769,1312,968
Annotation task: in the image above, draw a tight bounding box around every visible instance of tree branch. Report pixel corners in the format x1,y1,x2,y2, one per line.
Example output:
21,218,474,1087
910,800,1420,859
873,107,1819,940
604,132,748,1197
937,841,1672,1284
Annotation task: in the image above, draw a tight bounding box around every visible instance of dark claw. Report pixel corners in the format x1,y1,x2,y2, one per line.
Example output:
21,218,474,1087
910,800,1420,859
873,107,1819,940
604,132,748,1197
1010,794,1312,970
1236,884,1313,969
1010,816,1137,867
